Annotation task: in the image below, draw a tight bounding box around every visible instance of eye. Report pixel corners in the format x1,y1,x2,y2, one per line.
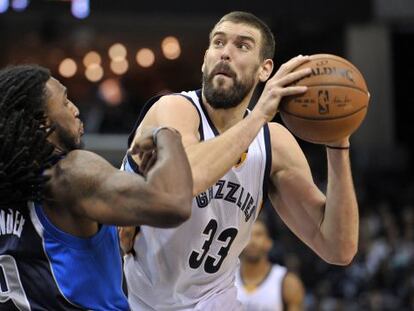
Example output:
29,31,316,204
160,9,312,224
213,39,224,47
237,42,250,51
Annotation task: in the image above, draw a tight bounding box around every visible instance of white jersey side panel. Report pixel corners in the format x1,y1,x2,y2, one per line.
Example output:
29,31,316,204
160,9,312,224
235,264,287,311
123,90,272,310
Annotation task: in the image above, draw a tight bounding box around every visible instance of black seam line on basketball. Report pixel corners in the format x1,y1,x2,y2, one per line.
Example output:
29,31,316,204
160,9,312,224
281,105,367,120
311,57,359,72
304,84,368,94
310,57,363,76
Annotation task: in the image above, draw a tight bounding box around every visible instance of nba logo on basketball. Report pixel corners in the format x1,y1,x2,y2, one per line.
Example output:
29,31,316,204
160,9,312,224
318,90,330,114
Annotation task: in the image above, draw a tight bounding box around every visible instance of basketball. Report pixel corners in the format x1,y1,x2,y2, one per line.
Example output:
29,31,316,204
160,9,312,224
279,54,370,143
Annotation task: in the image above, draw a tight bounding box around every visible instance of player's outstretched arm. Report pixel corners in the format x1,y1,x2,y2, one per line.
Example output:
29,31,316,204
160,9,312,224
267,123,358,265
46,129,193,227
149,95,268,196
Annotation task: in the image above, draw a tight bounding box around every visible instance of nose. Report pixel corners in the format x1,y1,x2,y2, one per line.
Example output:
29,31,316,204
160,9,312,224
220,44,231,61
221,53,230,61
69,100,80,117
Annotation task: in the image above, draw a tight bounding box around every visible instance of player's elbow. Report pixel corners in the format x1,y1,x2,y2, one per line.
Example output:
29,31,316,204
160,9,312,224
323,242,357,266
329,253,356,266
168,194,192,226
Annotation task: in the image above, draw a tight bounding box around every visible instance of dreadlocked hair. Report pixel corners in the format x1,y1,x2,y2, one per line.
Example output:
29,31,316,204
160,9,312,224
0,65,56,206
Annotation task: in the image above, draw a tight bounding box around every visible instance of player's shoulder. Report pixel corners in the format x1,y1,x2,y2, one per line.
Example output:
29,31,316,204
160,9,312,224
154,93,199,113
267,121,294,135
267,122,307,174
147,93,201,128
46,150,113,204
58,150,102,168
267,121,300,149
49,150,110,182
282,271,305,301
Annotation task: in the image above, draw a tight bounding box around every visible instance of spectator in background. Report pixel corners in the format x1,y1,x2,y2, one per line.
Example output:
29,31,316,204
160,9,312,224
236,216,305,311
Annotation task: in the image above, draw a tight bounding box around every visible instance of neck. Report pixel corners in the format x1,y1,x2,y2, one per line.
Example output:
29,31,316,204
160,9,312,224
53,145,66,155
240,257,271,285
47,135,67,156
201,88,254,133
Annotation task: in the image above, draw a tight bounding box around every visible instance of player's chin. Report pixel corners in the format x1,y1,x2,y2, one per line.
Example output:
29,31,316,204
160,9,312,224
214,76,234,88
241,254,261,263
76,139,85,150
241,248,260,259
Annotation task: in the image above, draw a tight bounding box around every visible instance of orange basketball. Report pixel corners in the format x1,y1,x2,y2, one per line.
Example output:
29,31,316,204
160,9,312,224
279,54,370,143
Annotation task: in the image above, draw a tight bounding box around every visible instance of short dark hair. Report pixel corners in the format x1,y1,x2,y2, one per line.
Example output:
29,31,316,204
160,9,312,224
210,11,275,60
0,65,56,206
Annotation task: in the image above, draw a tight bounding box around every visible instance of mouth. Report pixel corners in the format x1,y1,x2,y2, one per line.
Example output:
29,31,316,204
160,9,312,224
211,63,236,79
215,71,232,78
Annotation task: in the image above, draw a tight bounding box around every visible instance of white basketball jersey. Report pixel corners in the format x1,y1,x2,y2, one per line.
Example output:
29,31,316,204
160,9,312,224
235,265,287,311
122,90,272,310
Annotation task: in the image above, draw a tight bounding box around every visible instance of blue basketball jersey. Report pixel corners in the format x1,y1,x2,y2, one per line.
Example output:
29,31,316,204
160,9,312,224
0,201,129,310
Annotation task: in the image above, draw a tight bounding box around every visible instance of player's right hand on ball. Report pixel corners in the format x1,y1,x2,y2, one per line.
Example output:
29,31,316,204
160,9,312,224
253,55,312,122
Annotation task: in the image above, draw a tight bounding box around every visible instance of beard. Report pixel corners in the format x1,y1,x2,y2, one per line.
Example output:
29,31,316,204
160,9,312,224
241,247,265,263
241,253,262,264
53,123,84,152
202,62,257,109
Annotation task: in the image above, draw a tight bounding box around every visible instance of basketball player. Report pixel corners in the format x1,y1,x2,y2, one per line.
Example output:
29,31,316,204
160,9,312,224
121,11,358,310
0,65,192,310
235,216,305,311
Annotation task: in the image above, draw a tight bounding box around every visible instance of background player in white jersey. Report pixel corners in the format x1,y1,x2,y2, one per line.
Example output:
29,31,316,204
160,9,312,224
121,11,359,310
236,216,305,311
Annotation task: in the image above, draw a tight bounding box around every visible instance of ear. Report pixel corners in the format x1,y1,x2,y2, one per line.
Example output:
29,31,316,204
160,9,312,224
258,59,274,82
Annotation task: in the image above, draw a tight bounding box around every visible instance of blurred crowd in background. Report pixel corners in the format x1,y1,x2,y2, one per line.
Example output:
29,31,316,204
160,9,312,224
262,147,414,310
1,0,414,309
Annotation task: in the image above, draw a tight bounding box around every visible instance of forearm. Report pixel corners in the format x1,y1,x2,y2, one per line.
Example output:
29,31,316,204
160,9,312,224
147,130,193,200
61,149,188,227
103,131,192,226
320,148,358,264
187,111,266,195
97,174,188,227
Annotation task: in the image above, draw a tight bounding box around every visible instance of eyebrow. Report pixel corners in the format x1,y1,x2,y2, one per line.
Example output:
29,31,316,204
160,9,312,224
212,31,256,45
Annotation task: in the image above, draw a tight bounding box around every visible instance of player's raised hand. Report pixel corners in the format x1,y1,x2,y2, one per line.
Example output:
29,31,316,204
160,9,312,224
253,55,312,122
129,127,157,158
128,127,158,175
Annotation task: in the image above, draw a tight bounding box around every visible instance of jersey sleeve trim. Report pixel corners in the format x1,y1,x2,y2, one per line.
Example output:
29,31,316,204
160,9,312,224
262,123,272,205
195,89,219,137
178,90,204,141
